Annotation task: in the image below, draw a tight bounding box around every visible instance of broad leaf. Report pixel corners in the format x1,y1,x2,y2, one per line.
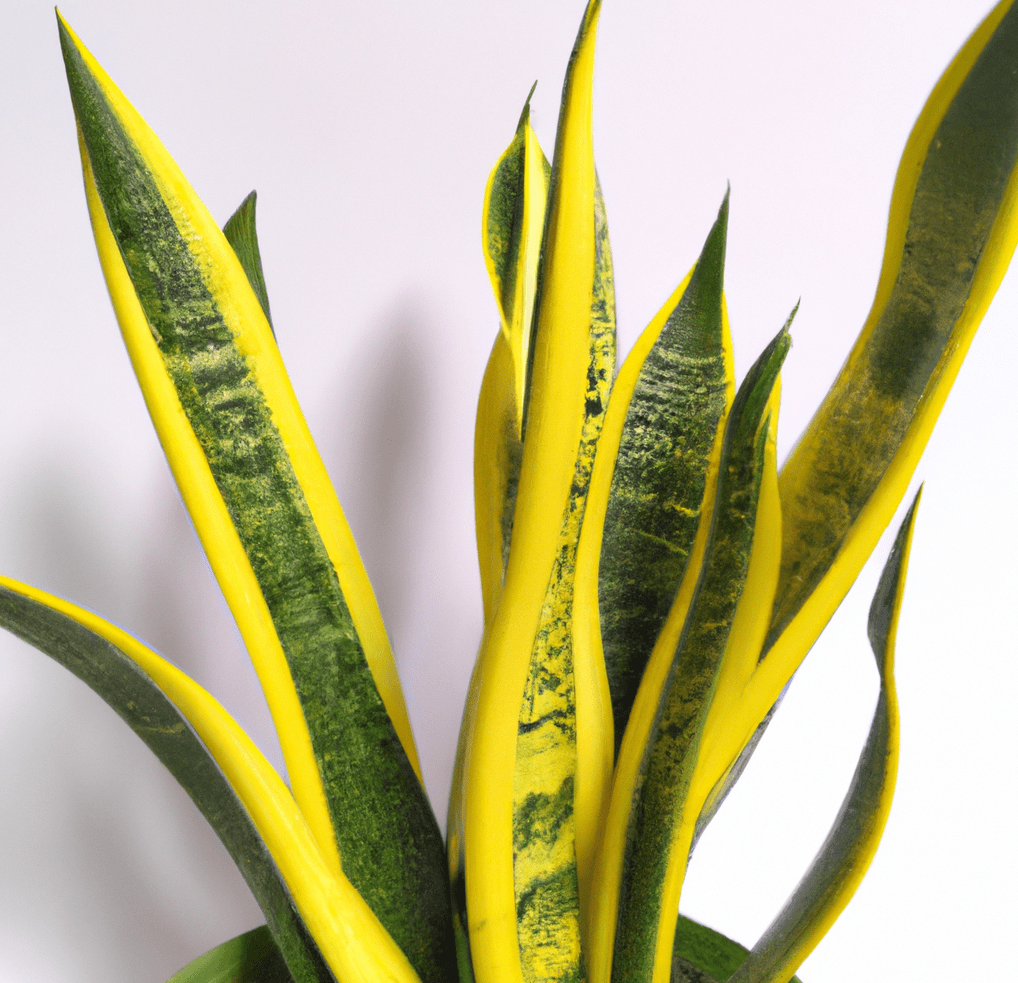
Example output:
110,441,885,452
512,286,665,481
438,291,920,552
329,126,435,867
590,326,789,983
763,0,1018,721
57,16,453,983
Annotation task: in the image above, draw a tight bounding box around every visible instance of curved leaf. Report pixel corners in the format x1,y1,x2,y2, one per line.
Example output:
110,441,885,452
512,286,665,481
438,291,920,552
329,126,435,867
0,579,332,983
475,93,550,622
761,0,1018,716
726,491,915,983
165,926,290,983
670,917,802,983
57,17,453,982
455,5,613,983
223,191,273,331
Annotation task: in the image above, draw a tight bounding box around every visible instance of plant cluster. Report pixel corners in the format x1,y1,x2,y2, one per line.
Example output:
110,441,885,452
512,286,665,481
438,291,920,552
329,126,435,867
2,2,1017,982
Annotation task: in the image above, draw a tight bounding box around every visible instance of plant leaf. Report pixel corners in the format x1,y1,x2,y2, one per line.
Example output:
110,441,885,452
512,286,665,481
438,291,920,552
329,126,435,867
223,191,273,332
57,16,453,982
669,916,802,983
0,579,332,983
454,5,615,983
595,191,735,759
760,0,1018,723
726,491,915,983
593,325,789,983
165,926,290,983
475,92,550,622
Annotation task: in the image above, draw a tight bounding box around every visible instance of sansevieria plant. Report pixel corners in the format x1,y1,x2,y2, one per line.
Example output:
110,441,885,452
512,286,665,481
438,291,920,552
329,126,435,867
2,1,1016,981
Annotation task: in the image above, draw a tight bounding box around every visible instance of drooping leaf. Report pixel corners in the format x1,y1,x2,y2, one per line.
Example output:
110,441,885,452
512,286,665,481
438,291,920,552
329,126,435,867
57,17,453,982
590,325,789,983
0,579,332,983
726,492,915,983
222,191,273,332
165,926,290,983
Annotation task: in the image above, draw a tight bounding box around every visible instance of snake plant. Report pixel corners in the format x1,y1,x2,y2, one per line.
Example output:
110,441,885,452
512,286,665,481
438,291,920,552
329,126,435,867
2,1,1016,981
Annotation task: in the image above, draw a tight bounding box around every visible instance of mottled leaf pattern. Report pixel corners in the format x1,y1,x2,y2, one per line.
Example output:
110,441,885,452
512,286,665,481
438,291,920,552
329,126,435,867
612,329,788,983
598,193,733,757
58,20,452,983
512,173,615,983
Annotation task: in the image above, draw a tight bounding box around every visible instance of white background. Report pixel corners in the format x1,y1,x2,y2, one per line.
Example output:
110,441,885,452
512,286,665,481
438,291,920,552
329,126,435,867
0,1,1014,980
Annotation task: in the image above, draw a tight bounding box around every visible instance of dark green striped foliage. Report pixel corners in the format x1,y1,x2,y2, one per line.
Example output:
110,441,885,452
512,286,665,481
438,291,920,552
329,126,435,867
599,193,731,756
0,586,331,983
727,494,914,983
771,1,1018,644
223,191,273,332
612,326,790,983
59,26,455,983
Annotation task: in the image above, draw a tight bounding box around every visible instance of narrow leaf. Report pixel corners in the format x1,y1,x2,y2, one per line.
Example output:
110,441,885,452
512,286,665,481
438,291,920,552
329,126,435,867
726,491,916,983
223,191,273,331
598,191,734,757
455,6,613,983
57,17,453,982
475,94,550,622
165,926,290,983
601,326,789,983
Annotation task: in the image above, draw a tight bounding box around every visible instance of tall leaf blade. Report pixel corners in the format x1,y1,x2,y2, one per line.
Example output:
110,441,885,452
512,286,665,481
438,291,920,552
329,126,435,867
594,327,789,983
596,192,734,758
763,0,1018,702
475,94,550,621
454,5,615,983
56,17,453,983
726,492,915,983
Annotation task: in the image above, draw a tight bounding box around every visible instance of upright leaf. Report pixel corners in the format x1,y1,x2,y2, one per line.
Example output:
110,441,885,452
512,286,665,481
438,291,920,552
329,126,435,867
223,191,273,331
590,327,789,983
475,91,550,621
57,17,453,983
764,0,1018,707
596,192,734,758
454,6,615,983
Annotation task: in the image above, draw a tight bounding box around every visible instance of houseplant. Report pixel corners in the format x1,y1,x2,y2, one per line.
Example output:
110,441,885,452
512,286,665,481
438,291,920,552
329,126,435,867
0,1,1013,983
